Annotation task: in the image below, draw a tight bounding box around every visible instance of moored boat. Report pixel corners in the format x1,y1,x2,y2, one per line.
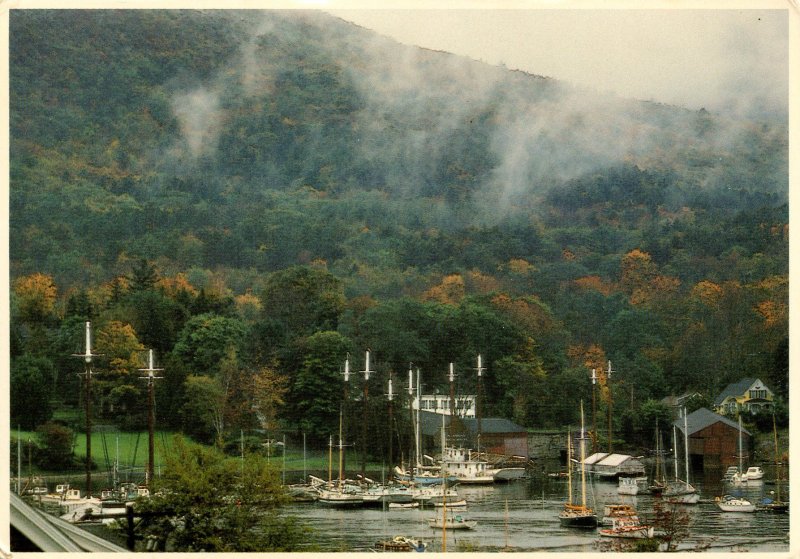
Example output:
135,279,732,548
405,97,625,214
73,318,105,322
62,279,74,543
600,503,637,526
599,515,655,539
375,535,427,552
617,476,647,496
433,499,467,508
742,466,764,481
427,514,476,530
558,402,598,528
664,410,699,505
716,494,756,513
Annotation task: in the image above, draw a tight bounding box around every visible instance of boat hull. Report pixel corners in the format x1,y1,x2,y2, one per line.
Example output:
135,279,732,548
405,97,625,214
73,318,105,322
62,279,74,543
716,496,756,513
493,468,526,482
427,518,476,530
559,509,598,528
600,525,655,539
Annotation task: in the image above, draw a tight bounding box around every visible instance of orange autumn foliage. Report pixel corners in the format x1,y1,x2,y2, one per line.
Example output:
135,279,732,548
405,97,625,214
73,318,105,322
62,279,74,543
422,274,465,305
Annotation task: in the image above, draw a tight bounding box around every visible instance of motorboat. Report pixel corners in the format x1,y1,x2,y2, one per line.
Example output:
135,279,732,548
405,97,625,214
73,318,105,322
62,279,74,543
599,515,655,539
433,499,467,508
716,494,756,513
600,503,637,526
617,476,648,496
427,514,477,530
374,535,427,552
742,466,764,481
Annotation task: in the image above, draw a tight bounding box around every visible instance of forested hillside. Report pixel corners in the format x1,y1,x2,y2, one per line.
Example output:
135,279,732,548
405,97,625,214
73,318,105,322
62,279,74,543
9,10,788,452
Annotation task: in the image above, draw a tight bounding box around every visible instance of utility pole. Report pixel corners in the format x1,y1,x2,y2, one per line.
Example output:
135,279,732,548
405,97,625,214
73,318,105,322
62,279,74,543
73,321,100,498
138,349,163,487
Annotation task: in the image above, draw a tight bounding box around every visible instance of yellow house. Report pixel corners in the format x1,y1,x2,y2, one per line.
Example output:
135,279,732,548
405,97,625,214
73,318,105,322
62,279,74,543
712,378,774,416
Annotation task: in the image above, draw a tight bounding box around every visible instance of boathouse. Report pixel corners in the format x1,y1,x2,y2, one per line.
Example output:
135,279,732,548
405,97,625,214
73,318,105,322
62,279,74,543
418,412,528,458
675,407,751,471
462,417,529,458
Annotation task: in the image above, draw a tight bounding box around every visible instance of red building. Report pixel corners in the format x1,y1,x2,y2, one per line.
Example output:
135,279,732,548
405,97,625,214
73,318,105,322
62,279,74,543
675,407,750,472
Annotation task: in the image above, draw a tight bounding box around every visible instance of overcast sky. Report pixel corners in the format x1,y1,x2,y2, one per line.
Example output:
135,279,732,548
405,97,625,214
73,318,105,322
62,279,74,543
326,6,790,121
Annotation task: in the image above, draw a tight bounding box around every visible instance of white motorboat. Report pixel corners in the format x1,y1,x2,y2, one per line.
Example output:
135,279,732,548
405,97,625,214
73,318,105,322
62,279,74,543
388,501,419,509
716,494,756,513
433,499,467,508
441,447,496,485
617,476,647,496
427,514,477,530
742,466,764,481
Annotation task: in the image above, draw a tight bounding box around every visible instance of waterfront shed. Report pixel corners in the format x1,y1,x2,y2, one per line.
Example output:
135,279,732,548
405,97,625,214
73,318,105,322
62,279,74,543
584,452,645,478
418,412,528,458
674,407,751,471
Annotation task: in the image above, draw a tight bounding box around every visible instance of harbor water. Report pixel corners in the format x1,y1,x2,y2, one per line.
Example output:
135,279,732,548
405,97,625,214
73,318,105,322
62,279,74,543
283,473,790,552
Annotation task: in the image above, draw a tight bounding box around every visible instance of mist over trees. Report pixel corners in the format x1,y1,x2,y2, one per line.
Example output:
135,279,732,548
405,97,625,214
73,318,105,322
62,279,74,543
9,10,788,452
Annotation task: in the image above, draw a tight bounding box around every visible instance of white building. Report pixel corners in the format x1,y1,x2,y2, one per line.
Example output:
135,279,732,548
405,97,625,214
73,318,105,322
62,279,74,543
413,394,476,417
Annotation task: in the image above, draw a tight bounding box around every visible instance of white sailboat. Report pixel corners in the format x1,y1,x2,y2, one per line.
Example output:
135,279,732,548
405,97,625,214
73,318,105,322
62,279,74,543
663,409,699,504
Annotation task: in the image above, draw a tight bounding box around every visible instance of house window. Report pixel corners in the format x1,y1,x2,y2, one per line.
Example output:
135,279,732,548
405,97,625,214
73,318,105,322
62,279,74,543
749,389,766,400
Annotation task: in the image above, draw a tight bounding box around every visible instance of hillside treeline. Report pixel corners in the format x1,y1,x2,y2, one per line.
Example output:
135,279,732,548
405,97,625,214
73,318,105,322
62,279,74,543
9,10,788,452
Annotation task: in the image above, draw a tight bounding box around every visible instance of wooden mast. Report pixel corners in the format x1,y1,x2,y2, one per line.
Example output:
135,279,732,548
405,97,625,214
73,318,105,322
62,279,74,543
360,349,373,477
73,321,100,498
475,355,485,456
138,349,163,486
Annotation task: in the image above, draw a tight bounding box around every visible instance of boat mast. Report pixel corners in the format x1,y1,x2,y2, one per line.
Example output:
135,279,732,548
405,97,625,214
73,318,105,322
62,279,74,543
338,408,344,492
416,368,422,469
738,414,743,475
441,413,448,553
73,321,100,498
590,368,597,455
566,428,573,506
137,349,163,487
773,414,782,502
606,361,614,454
341,354,350,475
673,424,679,481
328,434,333,488
407,364,415,471
580,400,587,509
683,408,690,488
360,349,373,477
475,355,485,456
386,374,394,481
448,363,456,443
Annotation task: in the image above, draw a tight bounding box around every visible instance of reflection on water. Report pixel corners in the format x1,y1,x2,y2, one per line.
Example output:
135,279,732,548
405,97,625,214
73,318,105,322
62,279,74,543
283,472,790,552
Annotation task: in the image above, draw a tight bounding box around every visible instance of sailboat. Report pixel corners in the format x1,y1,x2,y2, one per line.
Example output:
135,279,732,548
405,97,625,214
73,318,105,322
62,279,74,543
428,415,475,534
726,416,752,488
662,409,699,504
647,424,667,495
317,411,364,507
759,414,788,513
559,401,598,528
